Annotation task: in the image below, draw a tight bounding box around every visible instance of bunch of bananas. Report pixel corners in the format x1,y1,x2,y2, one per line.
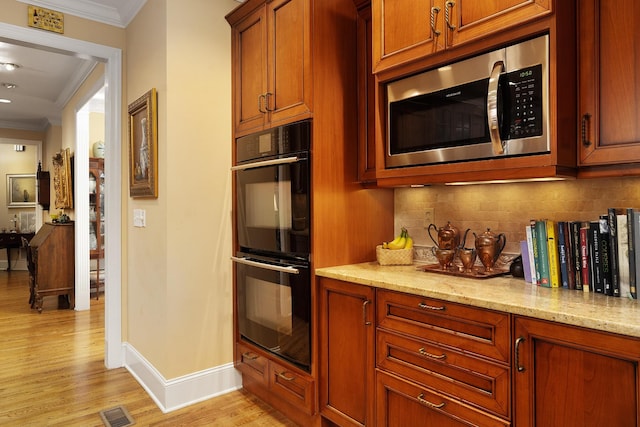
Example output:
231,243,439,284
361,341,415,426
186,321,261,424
382,227,413,250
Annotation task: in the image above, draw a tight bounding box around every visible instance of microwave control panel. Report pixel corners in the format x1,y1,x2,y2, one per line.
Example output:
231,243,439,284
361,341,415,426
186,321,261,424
502,64,543,140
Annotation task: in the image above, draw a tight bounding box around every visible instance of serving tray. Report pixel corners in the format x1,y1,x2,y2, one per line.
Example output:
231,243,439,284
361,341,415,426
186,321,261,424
418,264,510,280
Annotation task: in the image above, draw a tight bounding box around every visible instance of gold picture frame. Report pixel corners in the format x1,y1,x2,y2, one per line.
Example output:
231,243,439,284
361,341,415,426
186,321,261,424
52,148,73,209
128,88,158,198
6,174,36,208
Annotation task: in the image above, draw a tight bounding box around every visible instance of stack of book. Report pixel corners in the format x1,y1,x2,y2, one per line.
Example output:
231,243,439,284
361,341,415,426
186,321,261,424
521,208,639,299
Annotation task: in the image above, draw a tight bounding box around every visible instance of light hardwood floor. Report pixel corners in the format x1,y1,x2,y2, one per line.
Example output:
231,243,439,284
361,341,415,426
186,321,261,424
0,270,297,426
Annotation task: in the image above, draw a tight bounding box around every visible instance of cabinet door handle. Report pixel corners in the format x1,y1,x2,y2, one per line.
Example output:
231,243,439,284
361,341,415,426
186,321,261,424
417,393,446,409
264,92,274,112
419,347,446,360
418,302,445,311
515,336,526,372
445,1,456,30
242,351,258,361
276,371,296,381
363,299,372,325
581,113,592,147
258,94,266,113
430,7,441,37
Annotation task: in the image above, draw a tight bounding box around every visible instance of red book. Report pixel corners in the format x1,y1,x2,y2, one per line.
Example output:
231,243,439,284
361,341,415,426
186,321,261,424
580,222,590,292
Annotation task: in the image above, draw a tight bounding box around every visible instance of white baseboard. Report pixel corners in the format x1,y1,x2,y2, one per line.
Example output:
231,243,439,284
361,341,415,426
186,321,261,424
123,342,242,413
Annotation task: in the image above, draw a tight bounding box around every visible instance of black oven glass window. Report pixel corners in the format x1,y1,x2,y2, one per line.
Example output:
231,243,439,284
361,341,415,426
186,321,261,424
236,160,310,259
390,78,490,153
236,256,311,371
245,180,292,229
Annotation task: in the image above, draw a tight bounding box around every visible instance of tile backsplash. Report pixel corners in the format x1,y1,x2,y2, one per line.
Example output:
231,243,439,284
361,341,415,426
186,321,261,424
395,176,640,258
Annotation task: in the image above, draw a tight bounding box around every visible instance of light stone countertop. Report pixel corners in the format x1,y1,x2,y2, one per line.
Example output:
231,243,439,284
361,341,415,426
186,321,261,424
315,262,640,339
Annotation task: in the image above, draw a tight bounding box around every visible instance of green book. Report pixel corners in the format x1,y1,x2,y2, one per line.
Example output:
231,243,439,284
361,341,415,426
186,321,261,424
535,220,551,287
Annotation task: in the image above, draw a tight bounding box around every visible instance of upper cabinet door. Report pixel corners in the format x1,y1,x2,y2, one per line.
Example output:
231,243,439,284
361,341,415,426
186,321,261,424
578,0,640,167
232,6,268,135
372,0,442,74
229,0,311,136
372,0,552,75
445,1,552,48
266,0,312,128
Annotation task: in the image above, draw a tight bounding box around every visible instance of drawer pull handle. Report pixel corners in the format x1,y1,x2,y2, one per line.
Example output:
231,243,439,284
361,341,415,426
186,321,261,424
276,371,296,381
242,352,258,361
418,302,445,311
430,7,441,37
363,299,372,325
445,1,456,30
419,347,446,360
515,336,526,372
417,393,446,409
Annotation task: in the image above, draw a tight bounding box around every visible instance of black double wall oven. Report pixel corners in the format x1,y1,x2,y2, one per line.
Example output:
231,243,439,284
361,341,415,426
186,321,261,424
232,120,311,372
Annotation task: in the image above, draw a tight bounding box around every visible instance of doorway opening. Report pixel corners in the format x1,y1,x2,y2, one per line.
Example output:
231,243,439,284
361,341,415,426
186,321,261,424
0,22,123,368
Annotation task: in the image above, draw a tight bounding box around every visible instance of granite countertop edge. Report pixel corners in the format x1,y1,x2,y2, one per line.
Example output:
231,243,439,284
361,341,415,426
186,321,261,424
316,262,640,339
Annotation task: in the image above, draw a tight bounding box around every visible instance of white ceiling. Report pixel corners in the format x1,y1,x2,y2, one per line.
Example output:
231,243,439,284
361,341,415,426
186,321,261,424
0,0,147,132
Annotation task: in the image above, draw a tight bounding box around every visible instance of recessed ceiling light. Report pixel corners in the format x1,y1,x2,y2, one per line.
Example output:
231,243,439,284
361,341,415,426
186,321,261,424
0,98,11,103
2,82,17,89
0,62,20,71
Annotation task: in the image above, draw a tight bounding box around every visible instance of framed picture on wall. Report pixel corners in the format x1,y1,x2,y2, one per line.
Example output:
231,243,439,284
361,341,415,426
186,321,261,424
128,88,158,198
52,148,73,209
6,174,36,208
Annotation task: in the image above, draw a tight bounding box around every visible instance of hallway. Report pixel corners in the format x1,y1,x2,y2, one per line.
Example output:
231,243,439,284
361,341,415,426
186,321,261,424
0,271,295,426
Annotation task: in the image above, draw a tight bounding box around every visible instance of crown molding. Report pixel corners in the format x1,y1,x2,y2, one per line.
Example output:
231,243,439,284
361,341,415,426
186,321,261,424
16,0,147,28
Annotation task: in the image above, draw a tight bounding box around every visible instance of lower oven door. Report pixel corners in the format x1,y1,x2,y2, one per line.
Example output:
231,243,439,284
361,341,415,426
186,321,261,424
232,253,311,372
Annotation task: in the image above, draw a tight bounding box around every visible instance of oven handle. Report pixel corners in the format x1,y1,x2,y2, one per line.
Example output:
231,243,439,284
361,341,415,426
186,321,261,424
231,156,301,171
487,60,505,155
231,256,300,274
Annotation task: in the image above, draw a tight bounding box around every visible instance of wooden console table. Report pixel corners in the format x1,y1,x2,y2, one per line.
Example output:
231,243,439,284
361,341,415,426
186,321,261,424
0,232,35,270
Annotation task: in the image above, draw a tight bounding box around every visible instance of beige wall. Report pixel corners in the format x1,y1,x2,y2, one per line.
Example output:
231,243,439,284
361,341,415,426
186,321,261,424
396,176,640,257
126,0,237,378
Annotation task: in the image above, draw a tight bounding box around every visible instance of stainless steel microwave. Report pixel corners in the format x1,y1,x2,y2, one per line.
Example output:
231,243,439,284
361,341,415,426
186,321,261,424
386,34,549,168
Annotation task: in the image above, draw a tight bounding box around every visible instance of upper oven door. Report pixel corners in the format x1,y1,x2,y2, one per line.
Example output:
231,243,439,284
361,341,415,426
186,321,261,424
233,154,310,260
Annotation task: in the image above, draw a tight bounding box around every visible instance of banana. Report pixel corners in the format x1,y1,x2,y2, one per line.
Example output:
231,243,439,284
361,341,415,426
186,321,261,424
384,232,404,249
387,228,407,250
404,236,414,250
382,227,413,250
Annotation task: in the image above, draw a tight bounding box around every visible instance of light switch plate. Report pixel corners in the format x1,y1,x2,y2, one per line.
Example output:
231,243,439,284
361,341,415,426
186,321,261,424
133,209,146,227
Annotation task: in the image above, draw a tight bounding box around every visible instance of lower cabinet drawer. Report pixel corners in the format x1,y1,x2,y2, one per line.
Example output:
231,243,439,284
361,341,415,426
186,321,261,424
377,290,511,363
236,341,268,385
269,359,315,415
376,370,510,427
377,330,510,418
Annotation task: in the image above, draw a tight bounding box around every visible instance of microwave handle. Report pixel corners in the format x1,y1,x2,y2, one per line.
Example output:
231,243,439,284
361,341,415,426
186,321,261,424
487,61,505,155
231,256,300,274
231,156,300,171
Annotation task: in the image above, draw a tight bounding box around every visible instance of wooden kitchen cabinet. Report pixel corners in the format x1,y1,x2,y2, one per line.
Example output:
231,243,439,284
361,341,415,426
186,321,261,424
513,316,640,426
376,290,511,424
577,0,640,171
376,370,510,427
355,1,377,184
228,0,311,136
372,0,552,74
319,278,375,427
236,340,316,417
371,1,577,186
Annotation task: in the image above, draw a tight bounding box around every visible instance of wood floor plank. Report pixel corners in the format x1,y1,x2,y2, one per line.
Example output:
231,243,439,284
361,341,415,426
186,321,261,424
0,271,297,426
